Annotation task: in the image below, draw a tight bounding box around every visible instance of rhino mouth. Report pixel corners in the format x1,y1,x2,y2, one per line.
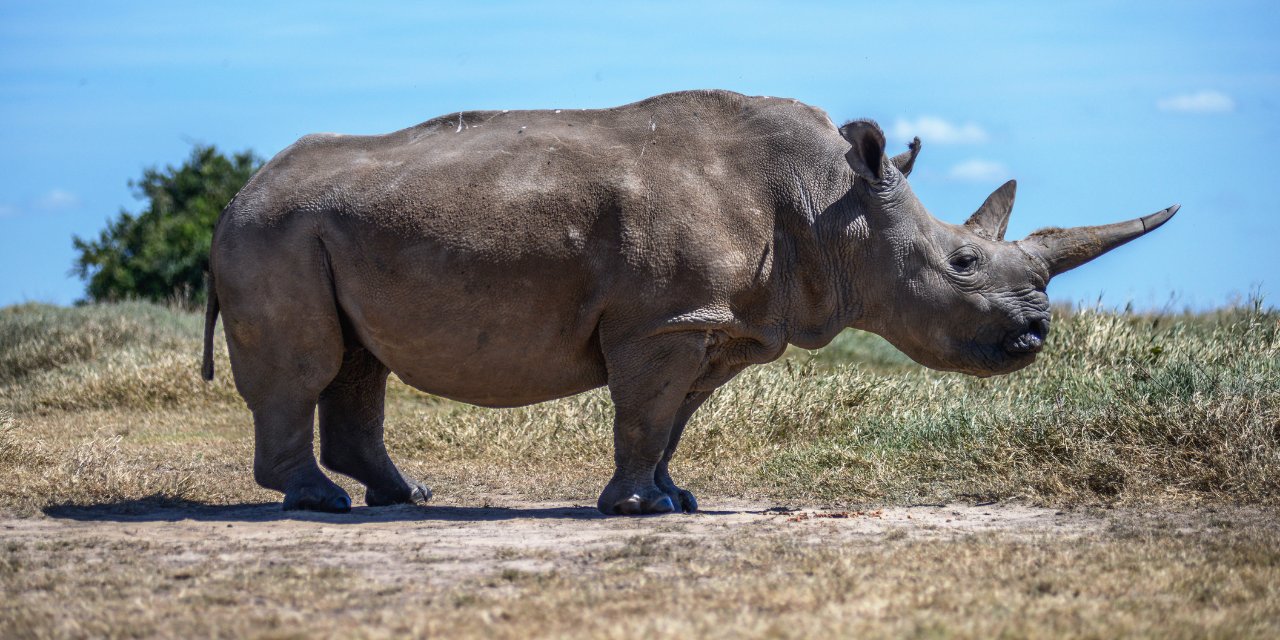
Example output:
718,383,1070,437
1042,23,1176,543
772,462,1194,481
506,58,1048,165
887,317,1050,378
958,319,1048,378
1003,318,1049,355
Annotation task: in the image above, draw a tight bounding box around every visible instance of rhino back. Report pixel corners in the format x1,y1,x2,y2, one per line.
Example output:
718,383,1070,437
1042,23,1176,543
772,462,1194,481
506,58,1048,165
214,90,847,406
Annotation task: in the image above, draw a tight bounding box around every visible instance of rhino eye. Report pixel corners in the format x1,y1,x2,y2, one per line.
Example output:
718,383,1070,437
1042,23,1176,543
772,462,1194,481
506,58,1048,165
949,253,979,274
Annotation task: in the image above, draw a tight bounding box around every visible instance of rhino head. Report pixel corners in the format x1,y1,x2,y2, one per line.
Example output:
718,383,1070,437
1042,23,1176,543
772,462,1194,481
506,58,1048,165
838,120,1177,377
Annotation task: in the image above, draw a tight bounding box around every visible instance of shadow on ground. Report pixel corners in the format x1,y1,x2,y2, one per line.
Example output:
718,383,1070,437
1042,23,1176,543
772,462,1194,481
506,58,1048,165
42,496,623,523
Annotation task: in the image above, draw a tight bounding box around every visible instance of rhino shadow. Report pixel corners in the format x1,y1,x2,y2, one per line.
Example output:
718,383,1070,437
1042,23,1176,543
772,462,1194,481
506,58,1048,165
40,496,645,523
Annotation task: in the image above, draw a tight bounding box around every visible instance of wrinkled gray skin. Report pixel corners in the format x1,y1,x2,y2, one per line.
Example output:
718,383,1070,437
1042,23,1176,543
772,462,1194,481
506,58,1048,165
202,90,1176,515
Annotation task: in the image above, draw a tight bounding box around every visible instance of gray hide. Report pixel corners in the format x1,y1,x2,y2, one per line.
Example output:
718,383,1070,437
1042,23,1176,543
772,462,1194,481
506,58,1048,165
202,90,1176,515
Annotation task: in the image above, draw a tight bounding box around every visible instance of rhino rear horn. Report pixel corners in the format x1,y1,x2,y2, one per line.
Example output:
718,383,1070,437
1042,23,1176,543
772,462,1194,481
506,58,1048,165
1018,204,1180,277
964,180,1017,241
839,119,886,182
890,137,921,177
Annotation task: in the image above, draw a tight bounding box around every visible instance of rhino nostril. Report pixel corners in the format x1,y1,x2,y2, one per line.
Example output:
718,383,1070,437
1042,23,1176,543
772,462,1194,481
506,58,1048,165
1030,318,1049,340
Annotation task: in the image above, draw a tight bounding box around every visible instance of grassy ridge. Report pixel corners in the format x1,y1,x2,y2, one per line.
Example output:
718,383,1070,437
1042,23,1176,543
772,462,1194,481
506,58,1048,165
0,300,1276,509
0,302,240,412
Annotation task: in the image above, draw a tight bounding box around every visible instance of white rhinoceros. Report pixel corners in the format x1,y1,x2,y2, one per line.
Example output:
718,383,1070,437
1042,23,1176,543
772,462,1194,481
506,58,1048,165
202,90,1176,514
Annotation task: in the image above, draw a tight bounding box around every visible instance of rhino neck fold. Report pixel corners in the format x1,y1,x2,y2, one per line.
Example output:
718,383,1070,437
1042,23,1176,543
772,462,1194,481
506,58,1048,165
778,184,867,350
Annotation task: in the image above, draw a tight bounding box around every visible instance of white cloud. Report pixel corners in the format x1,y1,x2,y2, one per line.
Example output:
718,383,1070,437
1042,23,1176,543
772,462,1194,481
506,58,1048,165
891,116,989,144
36,189,80,211
1156,90,1236,114
948,159,1008,182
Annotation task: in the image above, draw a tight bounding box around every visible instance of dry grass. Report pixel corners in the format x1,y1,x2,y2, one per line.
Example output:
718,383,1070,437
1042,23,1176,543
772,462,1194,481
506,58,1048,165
1,300,1278,638
0,300,1277,511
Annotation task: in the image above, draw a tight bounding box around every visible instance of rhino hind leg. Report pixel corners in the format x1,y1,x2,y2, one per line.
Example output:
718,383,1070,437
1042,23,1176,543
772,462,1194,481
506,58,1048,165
241,395,350,513
597,333,708,516
318,344,431,507
232,347,352,514
219,239,355,513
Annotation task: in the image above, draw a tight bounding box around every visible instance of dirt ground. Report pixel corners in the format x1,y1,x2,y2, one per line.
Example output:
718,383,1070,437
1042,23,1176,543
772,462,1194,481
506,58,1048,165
6,499,1084,587
5,496,1279,639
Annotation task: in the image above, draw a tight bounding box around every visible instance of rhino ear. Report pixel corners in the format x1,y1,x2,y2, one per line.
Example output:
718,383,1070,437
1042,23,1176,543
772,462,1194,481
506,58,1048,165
964,179,1017,241
890,137,921,177
839,119,886,182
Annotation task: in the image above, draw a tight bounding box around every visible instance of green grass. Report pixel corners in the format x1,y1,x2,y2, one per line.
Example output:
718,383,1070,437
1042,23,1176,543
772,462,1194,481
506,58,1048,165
0,299,1277,509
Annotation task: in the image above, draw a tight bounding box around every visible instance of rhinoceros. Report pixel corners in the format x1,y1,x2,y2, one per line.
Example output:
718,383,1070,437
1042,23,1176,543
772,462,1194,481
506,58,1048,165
201,89,1176,515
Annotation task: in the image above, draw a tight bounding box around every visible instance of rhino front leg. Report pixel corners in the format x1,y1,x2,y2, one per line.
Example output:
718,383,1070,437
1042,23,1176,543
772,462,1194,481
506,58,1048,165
654,391,711,513
598,333,707,516
318,345,431,507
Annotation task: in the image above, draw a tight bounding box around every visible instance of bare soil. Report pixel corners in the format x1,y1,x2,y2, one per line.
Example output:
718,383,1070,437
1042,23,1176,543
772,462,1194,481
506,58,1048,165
7,497,1279,639
6,499,1091,588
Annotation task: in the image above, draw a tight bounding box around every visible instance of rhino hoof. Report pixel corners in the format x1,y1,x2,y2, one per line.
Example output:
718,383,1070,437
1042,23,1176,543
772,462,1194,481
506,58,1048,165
283,485,352,513
410,482,433,503
599,490,676,516
656,479,698,512
674,489,698,513
365,479,433,507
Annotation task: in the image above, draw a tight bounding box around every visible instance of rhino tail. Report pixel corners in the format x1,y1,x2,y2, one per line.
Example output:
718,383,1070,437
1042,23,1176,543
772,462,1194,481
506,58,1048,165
201,273,219,382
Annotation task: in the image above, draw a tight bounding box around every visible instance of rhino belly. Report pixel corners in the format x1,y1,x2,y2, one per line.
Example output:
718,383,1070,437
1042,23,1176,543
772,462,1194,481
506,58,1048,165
330,253,609,408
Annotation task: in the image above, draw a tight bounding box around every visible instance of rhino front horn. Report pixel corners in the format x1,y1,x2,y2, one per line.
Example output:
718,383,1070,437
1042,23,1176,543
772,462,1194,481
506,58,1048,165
1018,204,1180,277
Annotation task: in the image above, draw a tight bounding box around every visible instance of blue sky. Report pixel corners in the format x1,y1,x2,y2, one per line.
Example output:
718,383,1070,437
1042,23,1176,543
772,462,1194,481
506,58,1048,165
1,1,1276,309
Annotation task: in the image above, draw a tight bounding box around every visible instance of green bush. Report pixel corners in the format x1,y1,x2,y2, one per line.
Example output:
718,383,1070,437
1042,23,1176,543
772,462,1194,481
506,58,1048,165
72,145,260,305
